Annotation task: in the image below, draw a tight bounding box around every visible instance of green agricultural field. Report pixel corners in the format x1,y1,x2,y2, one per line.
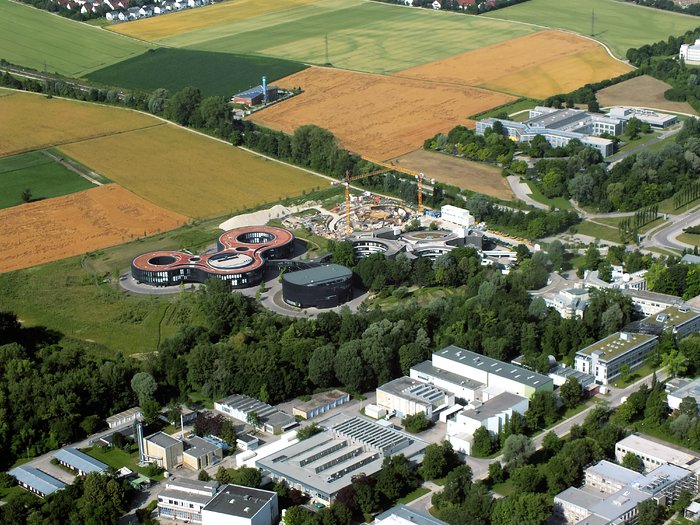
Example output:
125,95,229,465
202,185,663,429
0,150,95,210
0,0,149,76
483,0,700,59
87,48,307,97
166,0,537,73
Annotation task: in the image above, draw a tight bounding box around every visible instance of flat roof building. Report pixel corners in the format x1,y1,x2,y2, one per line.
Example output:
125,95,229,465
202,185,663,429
106,406,142,429
201,484,278,525
608,107,678,129
427,345,553,399
376,377,454,421
615,433,700,475
622,289,682,316
373,505,449,525
54,447,107,476
681,39,700,64
184,436,224,471
144,431,184,471
257,413,427,504
9,466,66,498
282,264,353,309
410,360,484,402
292,390,350,420
644,305,700,338
157,478,220,523
574,332,658,385
668,377,700,411
215,394,296,434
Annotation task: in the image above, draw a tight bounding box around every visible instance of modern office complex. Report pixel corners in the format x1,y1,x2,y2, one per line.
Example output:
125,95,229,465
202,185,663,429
476,106,621,156
555,460,696,524
131,226,294,288
281,264,353,308
644,305,700,338
574,332,659,385
440,205,475,228
257,413,427,504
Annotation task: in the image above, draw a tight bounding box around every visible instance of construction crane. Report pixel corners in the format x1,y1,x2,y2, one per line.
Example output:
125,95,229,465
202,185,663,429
363,158,426,214
331,168,391,235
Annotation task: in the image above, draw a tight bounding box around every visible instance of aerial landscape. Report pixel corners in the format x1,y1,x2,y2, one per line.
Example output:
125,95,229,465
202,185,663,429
6,0,700,524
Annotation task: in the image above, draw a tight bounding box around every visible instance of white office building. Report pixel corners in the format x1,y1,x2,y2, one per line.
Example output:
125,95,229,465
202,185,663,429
681,39,700,63
201,485,278,525
615,433,700,476
376,376,454,421
574,332,658,385
440,205,474,228
157,478,220,523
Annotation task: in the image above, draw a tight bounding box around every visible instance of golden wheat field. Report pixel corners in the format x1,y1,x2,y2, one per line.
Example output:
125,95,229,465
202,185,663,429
0,184,188,272
60,124,327,218
0,90,157,158
396,31,632,99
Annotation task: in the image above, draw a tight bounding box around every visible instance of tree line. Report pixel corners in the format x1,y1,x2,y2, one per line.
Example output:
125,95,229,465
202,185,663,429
369,0,529,15
625,0,700,16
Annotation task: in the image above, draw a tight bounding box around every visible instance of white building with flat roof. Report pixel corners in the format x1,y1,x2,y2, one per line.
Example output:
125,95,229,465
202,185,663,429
157,478,220,523
681,39,700,63
608,107,678,129
201,484,278,525
440,205,474,228
668,377,700,411
376,376,454,421
615,433,700,475
574,332,658,385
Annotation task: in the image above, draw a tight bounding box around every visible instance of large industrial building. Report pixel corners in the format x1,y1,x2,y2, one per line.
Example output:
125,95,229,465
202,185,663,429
476,106,621,156
131,226,294,288
574,332,659,385
282,264,353,308
410,345,553,401
257,413,427,504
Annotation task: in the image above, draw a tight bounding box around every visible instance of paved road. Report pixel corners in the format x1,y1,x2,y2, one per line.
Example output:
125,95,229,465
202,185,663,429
644,204,700,253
506,176,548,210
607,123,683,168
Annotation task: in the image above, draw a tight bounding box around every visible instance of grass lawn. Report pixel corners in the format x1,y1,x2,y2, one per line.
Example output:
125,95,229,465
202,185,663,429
525,181,572,210
483,0,700,59
492,480,516,497
611,362,657,388
596,216,665,235
0,485,32,502
397,487,430,504
562,401,593,420
370,286,464,309
678,233,700,246
0,218,224,356
169,0,536,74
469,98,539,120
87,48,307,97
615,132,658,154
0,0,150,77
0,150,95,210
84,446,165,480
658,194,700,215
574,220,623,243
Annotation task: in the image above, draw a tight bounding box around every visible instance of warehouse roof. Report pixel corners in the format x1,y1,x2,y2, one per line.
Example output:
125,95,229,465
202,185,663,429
202,484,276,517
411,360,484,391
10,466,66,496
378,377,449,406
554,487,603,510
54,448,107,474
146,431,182,449
293,390,349,413
576,332,657,361
106,406,142,425
436,345,551,388
459,392,526,422
234,85,278,99
283,264,352,286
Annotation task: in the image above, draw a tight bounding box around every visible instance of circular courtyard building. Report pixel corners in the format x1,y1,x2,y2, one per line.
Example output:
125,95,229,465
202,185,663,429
282,264,353,309
131,226,294,289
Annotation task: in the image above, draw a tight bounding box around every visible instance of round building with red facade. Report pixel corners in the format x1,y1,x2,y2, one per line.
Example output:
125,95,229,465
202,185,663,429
131,226,294,289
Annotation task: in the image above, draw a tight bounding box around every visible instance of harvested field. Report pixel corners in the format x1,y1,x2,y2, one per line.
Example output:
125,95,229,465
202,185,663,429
0,185,187,273
0,0,149,77
110,0,318,41
393,150,513,200
597,75,699,115
59,124,327,218
163,0,536,74
0,91,158,158
249,68,515,160
397,31,632,99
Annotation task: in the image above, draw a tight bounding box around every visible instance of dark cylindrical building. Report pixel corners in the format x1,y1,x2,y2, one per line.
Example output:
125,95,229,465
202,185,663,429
282,264,353,309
